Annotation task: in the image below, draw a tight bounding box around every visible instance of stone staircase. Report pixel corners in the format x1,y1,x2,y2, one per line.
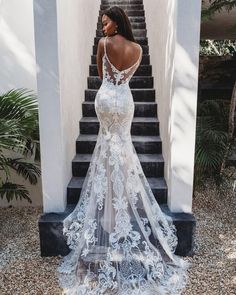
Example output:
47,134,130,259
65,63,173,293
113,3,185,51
38,0,195,257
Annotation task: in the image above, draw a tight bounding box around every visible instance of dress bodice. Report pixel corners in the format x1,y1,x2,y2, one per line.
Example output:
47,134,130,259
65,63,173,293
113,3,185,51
102,36,143,86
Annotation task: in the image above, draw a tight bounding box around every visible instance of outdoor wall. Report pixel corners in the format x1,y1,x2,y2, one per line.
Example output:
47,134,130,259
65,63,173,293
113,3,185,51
0,0,42,207
34,0,100,213
201,0,236,39
143,0,202,213
0,0,37,93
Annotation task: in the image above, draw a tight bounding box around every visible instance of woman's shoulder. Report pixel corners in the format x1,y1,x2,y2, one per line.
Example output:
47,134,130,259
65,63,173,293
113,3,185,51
97,37,106,54
108,35,139,48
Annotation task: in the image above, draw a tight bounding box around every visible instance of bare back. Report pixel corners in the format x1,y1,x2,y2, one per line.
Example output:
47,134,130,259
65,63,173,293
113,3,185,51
104,35,141,72
102,35,142,86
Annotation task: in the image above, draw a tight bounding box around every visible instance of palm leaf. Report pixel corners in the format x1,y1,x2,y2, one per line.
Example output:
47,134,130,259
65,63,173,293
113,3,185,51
194,98,231,184
5,157,41,185
0,182,32,203
0,88,39,157
0,88,38,119
201,0,236,21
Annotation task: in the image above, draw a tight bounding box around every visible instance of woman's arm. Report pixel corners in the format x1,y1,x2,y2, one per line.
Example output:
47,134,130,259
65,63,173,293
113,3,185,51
96,37,105,80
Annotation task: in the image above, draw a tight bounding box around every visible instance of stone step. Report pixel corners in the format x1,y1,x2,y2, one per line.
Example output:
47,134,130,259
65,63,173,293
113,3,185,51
72,153,164,178
93,44,149,55
82,101,157,117
125,16,145,22
95,36,148,45
89,64,152,76
38,203,196,257
102,0,144,4
99,10,145,17
76,134,162,154
85,88,156,102
88,76,153,89
97,22,146,30
67,176,167,205
100,4,144,10
79,117,159,136
96,29,147,38
91,54,150,65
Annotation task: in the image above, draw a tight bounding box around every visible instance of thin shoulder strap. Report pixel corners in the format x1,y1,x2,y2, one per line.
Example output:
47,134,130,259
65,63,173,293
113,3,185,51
104,36,107,56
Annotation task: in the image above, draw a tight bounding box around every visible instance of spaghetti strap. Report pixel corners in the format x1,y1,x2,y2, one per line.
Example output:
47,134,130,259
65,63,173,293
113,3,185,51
104,36,107,56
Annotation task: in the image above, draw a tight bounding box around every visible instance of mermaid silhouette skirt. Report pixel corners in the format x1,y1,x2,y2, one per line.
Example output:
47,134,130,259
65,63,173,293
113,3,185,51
57,37,191,294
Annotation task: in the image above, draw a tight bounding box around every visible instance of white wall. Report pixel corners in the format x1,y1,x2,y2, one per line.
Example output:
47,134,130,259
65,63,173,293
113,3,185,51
34,0,100,213
143,0,202,213
0,0,42,207
0,0,37,92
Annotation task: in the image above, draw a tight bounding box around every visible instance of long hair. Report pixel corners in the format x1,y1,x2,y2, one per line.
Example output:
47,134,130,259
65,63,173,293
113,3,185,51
100,6,137,43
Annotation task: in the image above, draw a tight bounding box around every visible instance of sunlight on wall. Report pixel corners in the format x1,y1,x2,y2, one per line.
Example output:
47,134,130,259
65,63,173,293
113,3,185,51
144,0,201,212
0,0,37,93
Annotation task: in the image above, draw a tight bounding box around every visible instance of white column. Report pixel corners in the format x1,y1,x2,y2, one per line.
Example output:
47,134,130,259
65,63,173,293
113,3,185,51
33,0,100,212
143,0,201,213
33,0,65,213
168,0,202,212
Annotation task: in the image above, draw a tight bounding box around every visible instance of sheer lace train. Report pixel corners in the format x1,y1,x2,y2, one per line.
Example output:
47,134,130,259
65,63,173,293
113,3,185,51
57,36,191,294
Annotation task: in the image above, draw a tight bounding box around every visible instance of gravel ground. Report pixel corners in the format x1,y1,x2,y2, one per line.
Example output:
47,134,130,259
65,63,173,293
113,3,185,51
0,175,235,295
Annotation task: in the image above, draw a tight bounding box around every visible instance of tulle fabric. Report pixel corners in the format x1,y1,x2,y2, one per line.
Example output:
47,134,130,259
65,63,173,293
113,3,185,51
57,36,191,294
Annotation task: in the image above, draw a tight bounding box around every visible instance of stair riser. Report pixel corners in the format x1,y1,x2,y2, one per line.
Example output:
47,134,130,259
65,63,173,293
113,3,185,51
88,77,153,89
76,138,162,154
125,16,145,22
96,29,147,37
95,37,147,45
89,65,152,76
97,22,146,30
102,0,144,4
93,44,149,55
38,206,196,257
101,4,144,10
79,121,159,136
98,16,146,23
72,160,164,178
67,186,167,205
85,89,156,102
91,55,149,65
82,102,157,117
99,10,144,16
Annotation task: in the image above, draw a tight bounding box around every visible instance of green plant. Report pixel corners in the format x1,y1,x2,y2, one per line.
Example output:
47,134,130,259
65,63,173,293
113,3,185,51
200,40,236,56
194,98,236,186
0,88,41,203
201,0,236,21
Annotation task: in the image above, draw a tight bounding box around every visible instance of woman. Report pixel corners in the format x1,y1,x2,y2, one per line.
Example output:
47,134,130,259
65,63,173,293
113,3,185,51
57,6,191,294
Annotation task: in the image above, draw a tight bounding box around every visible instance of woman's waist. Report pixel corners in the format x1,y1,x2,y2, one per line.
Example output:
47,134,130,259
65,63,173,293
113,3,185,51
101,79,131,90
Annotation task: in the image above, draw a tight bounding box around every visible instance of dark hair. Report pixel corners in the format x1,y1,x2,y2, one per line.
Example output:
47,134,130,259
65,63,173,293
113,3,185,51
100,6,137,43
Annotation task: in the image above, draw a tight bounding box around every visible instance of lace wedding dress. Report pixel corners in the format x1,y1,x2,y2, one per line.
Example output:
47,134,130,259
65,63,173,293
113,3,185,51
57,36,191,294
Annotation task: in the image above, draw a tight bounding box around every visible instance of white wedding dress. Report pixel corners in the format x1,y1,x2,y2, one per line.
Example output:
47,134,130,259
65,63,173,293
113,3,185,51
57,36,191,294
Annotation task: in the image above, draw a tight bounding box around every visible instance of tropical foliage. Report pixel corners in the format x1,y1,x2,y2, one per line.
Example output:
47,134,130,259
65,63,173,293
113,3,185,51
201,1,236,56
200,40,236,56
201,0,236,21
194,84,236,185
0,88,41,203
